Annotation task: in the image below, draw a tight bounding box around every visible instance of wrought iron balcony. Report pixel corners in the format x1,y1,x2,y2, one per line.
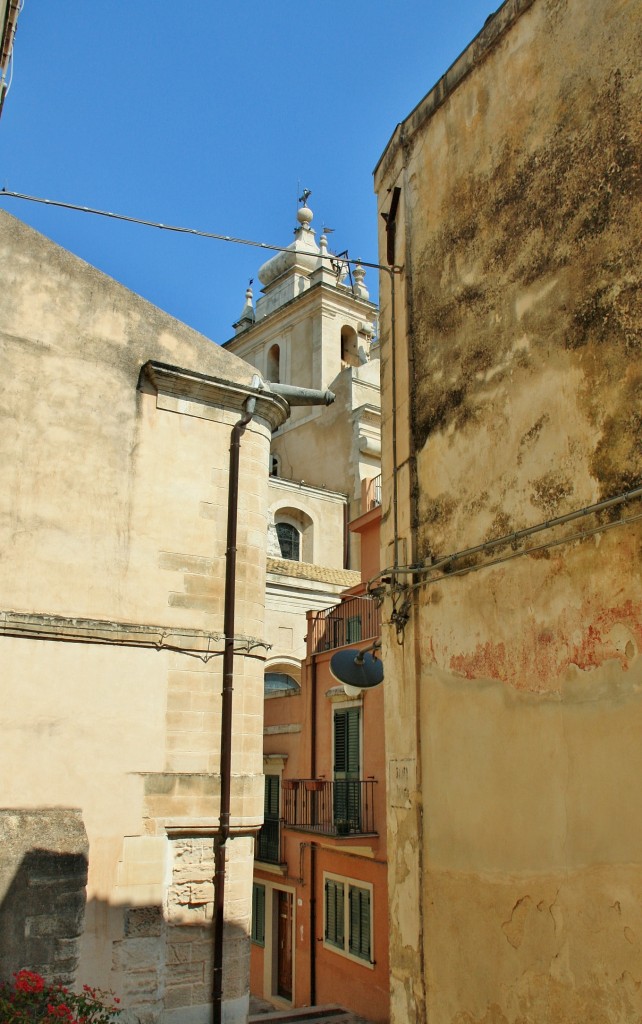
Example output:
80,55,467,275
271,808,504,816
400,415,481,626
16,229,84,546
281,779,377,836
256,817,280,863
309,596,381,655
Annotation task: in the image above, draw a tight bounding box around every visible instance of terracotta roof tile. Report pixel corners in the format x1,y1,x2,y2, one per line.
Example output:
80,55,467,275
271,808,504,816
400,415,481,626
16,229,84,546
266,557,361,587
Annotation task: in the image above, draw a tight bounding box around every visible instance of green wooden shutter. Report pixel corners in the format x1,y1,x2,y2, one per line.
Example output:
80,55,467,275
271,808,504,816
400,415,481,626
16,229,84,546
264,775,279,819
346,708,359,774
252,883,265,945
325,879,345,948
334,708,361,828
349,885,371,960
334,708,360,775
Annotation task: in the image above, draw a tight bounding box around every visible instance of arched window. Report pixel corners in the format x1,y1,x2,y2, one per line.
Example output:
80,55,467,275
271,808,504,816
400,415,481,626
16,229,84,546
276,522,300,561
264,672,300,695
272,506,314,562
267,343,280,383
340,325,360,367
270,454,280,477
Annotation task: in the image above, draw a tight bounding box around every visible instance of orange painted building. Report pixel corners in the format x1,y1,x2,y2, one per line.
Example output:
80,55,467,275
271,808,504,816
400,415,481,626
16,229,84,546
250,477,389,1022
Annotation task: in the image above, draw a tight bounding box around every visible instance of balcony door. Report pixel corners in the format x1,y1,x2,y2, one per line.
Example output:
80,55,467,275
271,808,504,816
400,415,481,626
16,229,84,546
333,706,361,830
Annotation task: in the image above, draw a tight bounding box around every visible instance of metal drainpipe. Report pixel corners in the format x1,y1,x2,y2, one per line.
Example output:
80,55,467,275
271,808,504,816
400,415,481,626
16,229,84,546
309,841,317,1006
308,640,318,1006
212,393,257,1024
309,651,317,781
212,380,335,1024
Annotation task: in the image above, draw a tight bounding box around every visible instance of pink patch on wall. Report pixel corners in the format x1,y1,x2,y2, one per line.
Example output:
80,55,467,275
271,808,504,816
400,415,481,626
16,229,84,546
447,599,642,692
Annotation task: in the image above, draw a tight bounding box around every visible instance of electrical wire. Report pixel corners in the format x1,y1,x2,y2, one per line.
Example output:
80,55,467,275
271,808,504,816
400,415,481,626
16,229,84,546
402,509,642,597
368,483,642,591
0,188,395,275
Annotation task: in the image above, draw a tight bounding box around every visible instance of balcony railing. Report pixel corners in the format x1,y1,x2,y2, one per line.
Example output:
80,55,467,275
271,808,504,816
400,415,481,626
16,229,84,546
309,596,381,655
282,779,377,836
256,817,280,863
367,473,382,510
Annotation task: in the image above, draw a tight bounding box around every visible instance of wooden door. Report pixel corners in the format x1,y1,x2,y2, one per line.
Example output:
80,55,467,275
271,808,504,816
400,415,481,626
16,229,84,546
277,890,293,1000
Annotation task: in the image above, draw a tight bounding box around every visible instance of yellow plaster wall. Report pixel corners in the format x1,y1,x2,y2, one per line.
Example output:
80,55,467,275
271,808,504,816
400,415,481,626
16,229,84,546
375,0,642,1020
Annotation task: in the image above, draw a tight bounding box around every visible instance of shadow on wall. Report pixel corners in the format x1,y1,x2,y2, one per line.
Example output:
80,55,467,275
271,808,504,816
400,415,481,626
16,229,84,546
0,809,89,986
0,814,252,1023
0,847,89,985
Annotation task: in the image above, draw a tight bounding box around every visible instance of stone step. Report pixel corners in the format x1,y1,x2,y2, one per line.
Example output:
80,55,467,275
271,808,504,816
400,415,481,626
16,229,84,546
249,1004,369,1024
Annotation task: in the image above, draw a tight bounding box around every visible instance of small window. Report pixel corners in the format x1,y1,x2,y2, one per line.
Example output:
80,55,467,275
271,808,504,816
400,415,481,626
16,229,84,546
276,522,300,561
324,875,372,964
341,325,360,367
272,506,313,562
267,344,280,383
270,454,280,477
264,672,299,694
251,883,265,946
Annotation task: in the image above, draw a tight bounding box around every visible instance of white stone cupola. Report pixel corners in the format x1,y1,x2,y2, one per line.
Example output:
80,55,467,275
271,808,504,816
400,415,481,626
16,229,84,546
223,194,379,410
254,203,321,320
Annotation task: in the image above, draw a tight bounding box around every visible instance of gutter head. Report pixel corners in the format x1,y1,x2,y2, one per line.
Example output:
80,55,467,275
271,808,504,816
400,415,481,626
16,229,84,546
260,381,335,407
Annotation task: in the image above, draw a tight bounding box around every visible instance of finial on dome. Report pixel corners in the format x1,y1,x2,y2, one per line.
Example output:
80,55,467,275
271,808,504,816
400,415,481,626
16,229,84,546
297,188,314,231
352,262,369,300
232,279,255,334
297,205,313,230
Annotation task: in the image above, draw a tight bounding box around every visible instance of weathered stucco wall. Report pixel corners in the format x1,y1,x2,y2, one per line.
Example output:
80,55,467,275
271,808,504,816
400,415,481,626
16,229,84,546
375,0,642,1021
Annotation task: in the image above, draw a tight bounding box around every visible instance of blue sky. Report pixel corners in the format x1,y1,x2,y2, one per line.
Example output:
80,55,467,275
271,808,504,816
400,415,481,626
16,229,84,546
1,1,495,343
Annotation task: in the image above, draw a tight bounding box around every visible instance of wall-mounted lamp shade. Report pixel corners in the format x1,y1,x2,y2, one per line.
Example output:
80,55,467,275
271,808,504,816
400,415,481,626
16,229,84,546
329,649,384,690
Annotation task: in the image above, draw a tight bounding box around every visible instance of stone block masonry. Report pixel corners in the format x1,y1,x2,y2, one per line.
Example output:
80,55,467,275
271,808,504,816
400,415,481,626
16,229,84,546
165,839,215,1013
0,810,88,985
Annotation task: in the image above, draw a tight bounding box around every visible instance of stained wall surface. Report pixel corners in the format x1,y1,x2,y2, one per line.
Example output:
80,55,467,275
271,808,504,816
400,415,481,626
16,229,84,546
374,0,642,1021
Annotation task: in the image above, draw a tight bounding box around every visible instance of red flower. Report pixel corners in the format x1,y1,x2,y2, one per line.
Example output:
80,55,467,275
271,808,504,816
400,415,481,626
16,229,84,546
14,970,45,993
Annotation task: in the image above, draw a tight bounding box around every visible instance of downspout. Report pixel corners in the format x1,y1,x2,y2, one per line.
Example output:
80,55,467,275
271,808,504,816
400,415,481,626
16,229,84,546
309,841,317,1006
310,653,317,782
309,651,317,1003
307,638,317,1007
304,617,319,1008
212,378,334,1024
212,392,257,1024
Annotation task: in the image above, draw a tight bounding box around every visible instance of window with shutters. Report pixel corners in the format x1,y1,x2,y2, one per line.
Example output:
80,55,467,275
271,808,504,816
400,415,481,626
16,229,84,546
349,885,371,960
324,878,345,949
323,873,373,966
257,775,280,863
251,882,265,945
333,706,361,831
